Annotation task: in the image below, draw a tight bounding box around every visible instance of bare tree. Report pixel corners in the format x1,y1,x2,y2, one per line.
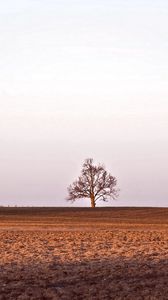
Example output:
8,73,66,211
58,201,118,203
67,158,118,208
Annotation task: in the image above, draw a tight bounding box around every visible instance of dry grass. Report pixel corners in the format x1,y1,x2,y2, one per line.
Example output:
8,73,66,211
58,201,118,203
0,207,168,299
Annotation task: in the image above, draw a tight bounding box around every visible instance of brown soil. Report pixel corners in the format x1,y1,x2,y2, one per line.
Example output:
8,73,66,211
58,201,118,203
0,207,168,299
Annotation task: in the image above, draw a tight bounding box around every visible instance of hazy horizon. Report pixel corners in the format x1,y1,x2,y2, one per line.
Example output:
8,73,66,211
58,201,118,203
0,0,168,207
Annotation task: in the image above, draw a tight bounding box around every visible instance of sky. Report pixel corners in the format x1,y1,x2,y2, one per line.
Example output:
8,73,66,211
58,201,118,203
0,0,168,207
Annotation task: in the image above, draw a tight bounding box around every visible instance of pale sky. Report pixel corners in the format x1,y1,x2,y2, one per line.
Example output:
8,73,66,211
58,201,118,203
0,0,168,206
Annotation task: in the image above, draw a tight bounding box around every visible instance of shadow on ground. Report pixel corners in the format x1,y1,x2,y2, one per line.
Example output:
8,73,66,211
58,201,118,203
0,256,168,300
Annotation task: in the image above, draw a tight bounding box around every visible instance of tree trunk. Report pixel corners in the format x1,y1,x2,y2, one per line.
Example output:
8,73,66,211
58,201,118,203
90,194,96,208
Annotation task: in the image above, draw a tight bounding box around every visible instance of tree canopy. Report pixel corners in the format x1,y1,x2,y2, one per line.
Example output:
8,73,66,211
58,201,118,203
67,158,118,207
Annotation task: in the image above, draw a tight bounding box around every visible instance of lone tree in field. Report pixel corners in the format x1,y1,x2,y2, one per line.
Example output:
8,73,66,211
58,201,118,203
67,158,118,208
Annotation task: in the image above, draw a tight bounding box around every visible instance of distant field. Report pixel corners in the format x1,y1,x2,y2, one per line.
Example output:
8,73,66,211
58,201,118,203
0,207,168,230
0,207,168,299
